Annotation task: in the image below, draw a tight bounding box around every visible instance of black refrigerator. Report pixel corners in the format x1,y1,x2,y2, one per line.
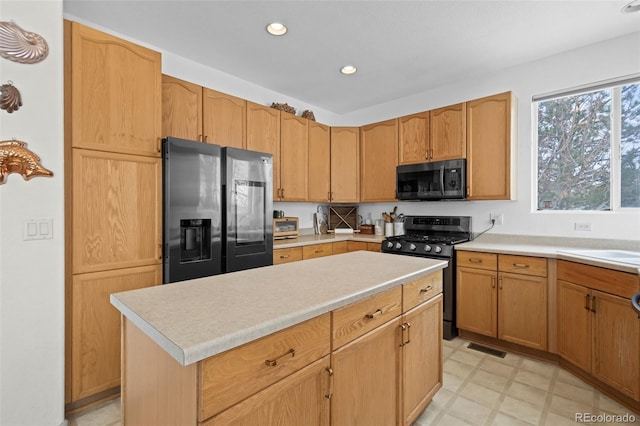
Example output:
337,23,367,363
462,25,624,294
162,137,273,284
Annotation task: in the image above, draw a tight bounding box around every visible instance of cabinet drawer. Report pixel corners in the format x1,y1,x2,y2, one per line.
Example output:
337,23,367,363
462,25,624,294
367,242,381,252
403,271,443,312
198,313,330,420
332,286,402,349
347,241,368,252
273,247,303,265
303,243,333,259
333,241,348,254
499,254,547,277
557,260,639,298
457,251,497,270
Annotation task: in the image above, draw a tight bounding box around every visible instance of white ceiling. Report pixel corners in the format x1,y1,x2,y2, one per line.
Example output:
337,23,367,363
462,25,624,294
63,0,640,114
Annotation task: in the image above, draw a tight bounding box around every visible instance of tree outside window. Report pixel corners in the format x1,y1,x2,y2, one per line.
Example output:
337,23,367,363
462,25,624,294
536,82,640,211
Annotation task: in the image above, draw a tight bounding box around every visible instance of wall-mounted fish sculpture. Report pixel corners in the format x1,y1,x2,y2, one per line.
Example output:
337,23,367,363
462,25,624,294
0,81,22,113
0,21,49,64
0,139,53,184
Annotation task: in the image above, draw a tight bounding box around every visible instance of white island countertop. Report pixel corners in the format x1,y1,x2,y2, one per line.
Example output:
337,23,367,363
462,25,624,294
110,251,447,366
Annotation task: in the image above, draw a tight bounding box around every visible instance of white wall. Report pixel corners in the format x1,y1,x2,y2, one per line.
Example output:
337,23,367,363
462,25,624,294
0,1,66,425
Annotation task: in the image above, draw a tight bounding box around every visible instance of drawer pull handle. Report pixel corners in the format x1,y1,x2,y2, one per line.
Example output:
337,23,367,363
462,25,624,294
420,285,433,293
265,348,295,367
512,263,529,268
468,258,483,263
279,255,290,259
325,367,334,399
315,250,323,254
584,294,590,311
365,308,383,319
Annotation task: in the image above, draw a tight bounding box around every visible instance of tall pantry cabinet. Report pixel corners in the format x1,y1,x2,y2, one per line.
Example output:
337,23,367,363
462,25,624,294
64,21,163,409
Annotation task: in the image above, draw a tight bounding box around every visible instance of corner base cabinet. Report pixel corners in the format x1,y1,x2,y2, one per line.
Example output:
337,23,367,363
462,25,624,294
119,268,444,425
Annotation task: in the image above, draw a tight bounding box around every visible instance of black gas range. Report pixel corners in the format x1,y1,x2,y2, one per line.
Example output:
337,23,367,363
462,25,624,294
382,216,472,339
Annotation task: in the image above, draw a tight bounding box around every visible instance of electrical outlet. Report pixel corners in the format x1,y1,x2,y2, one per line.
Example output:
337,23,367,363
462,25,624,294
574,222,592,231
490,213,504,225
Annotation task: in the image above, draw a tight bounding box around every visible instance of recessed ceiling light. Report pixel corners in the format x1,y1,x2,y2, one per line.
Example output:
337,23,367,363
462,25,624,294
621,0,640,13
340,65,357,75
266,22,287,36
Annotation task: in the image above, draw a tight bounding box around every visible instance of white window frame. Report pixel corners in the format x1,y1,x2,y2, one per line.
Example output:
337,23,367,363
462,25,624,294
532,74,640,213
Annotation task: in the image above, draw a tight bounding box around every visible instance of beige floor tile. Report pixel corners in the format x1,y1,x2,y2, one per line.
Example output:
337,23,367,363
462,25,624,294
414,401,441,425
548,394,594,419
67,399,121,426
443,338,466,349
519,357,556,378
512,368,552,391
498,395,543,425
458,381,501,410
442,371,466,392
446,395,492,425
442,345,455,360
499,351,524,367
491,411,536,426
436,412,474,426
443,358,476,378
555,368,592,390
552,379,596,407
543,411,584,426
431,387,456,409
505,380,548,408
469,369,510,393
449,347,486,366
478,357,516,378
597,393,638,417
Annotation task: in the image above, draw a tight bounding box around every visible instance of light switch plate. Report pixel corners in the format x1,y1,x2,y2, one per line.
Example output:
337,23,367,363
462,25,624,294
23,218,54,240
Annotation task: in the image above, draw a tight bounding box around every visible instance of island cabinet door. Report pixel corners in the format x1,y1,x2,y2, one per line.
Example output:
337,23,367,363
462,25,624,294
202,356,331,426
331,317,402,426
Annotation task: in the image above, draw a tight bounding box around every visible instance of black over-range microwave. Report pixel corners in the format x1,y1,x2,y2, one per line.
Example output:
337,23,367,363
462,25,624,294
396,159,466,201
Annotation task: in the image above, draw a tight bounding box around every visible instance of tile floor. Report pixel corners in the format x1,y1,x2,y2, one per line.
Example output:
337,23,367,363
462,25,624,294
67,337,640,426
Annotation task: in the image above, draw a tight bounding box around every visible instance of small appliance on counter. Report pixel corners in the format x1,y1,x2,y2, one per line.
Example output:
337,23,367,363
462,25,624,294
273,217,299,239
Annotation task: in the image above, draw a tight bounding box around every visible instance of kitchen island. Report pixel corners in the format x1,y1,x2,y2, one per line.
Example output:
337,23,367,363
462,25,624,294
111,251,447,425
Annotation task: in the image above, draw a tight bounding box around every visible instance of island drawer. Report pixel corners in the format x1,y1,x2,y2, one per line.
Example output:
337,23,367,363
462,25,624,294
273,247,303,265
198,313,330,421
457,251,497,271
403,271,443,312
498,254,547,277
303,243,333,259
332,286,402,349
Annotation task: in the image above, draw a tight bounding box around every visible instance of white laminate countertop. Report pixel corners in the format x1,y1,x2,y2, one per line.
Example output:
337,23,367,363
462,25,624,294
110,251,446,366
273,232,386,248
456,234,640,275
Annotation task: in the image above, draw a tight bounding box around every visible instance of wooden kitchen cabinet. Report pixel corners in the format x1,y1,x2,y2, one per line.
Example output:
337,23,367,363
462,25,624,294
360,119,398,202
457,251,548,350
303,243,333,259
69,21,161,157
466,91,516,200
330,127,360,202
398,111,430,165
557,261,640,400
71,149,162,274
332,241,348,254
308,121,331,202
247,102,280,199
273,247,303,265
429,103,466,161
279,112,309,201
162,76,247,148
71,265,161,401
346,241,381,253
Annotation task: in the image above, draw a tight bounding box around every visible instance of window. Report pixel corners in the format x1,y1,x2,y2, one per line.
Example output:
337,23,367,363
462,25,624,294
535,79,640,211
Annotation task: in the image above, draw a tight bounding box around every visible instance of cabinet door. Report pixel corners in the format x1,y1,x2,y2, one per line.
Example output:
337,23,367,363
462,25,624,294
72,149,162,274
161,75,202,141
71,265,161,401
280,113,309,201
498,272,548,350
331,318,401,426
557,280,592,372
429,103,466,161
402,295,442,426
360,119,398,202
330,127,360,202
69,22,161,156
247,102,280,200
466,91,514,200
203,356,330,426
202,88,246,149
398,111,429,165
592,290,640,400
308,121,331,202
456,267,497,337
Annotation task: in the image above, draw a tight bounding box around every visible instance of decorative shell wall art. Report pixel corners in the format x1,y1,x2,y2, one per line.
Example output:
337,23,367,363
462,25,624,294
0,21,49,64
0,139,53,184
0,81,22,113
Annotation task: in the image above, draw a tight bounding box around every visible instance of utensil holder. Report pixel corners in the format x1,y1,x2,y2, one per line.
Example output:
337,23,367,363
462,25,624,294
384,222,394,237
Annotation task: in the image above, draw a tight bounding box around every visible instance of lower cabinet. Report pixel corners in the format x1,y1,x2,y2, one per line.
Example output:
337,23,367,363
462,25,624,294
273,240,380,265
557,260,640,401
347,241,381,252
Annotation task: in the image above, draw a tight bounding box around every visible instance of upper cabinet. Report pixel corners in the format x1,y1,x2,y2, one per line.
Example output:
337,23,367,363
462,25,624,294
398,111,429,165
70,22,161,157
162,76,246,148
330,127,360,203
429,102,466,161
279,112,309,201
466,91,516,200
246,102,281,199
360,119,398,202
308,121,331,202
161,75,202,141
